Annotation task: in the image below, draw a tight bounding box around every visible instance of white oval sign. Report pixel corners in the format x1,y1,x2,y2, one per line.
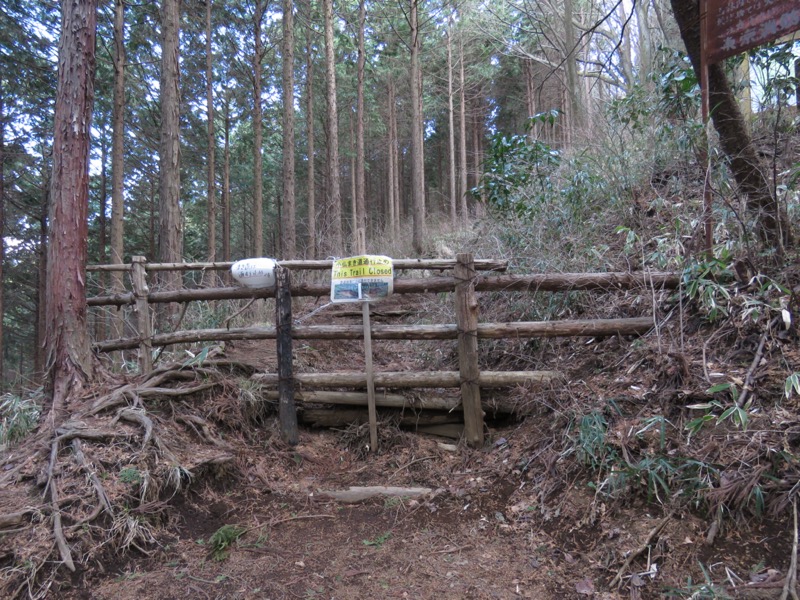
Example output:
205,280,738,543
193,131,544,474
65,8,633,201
231,258,278,289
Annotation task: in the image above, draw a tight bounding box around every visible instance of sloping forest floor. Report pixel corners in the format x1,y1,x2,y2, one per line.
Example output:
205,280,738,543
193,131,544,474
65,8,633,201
1,253,799,600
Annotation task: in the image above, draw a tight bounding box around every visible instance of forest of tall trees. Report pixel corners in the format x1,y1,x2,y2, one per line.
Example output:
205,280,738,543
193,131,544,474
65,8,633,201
0,0,797,389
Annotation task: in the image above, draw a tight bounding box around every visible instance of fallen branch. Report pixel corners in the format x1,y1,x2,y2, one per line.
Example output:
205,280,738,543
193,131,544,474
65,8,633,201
609,512,673,588
0,509,37,530
269,514,336,526
779,500,799,600
737,316,779,408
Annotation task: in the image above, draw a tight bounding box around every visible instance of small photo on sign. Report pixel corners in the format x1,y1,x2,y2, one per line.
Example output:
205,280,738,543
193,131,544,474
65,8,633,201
361,281,390,300
332,282,361,301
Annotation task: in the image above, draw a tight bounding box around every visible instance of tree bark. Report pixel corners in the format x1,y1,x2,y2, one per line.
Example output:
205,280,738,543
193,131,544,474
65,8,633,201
323,0,342,255
304,0,316,257
205,0,217,268
111,0,125,342
0,88,5,389
46,0,97,421
669,0,786,247
410,0,426,254
282,0,297,258
252,0,265,256
158,0,183,327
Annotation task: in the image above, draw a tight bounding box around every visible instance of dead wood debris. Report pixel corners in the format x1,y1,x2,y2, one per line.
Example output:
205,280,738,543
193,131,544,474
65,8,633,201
609,512,673,589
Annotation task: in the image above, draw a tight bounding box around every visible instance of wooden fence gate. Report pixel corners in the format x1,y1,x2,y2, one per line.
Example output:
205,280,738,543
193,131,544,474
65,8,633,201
87,254,679,448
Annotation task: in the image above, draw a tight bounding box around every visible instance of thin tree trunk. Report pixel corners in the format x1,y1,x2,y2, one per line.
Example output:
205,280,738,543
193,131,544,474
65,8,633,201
0,89,5,389
282,0,297,258
305,5,316,258
387,76,396,239
111,0,125,343
563,0,583,140
323,0,342,255
349,111,357,248
46,0,97,420
410,0,425,254
354,0,366,253
96,132,108,342
446,28,456,227
669,0,786,247
635,0,652,79
206,0,217,269
458,36,468,225
618,1,634,89
222,86,231,266
36,206,47,378
159,0,183,328
253,0,265,256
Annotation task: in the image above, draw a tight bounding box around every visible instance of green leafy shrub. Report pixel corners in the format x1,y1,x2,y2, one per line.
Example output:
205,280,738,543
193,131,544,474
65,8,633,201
0,392,41,447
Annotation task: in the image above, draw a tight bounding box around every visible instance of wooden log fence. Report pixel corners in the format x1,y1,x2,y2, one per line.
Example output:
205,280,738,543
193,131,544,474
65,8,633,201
87,255,680,447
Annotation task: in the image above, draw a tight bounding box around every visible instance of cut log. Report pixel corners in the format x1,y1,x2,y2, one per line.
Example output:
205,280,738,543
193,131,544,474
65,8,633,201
263,389,533,415
254,370,561,388
87,258,509,273
94,317,652,352
318,486,432,503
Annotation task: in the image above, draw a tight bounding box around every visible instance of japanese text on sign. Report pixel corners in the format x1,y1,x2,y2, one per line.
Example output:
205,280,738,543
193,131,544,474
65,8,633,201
331,255,394,303
705,0,800,64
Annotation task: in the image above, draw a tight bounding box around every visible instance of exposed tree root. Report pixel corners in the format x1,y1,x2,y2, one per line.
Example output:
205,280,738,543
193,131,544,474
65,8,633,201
0,361,251,598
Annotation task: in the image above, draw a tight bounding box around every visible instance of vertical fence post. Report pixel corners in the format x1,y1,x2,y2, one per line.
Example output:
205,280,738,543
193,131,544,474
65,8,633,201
455,252,483,447
276,266,298,445
130,256,152,375
362,301,378,452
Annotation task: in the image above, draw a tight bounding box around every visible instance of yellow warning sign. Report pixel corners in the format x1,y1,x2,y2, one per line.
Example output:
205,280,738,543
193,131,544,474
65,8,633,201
331,255,394,302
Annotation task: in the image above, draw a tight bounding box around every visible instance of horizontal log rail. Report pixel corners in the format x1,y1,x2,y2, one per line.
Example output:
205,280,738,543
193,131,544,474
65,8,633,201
86,257,509,273
262,390,529,414
88,272,680,307
253,370,562,388
93,317,654,352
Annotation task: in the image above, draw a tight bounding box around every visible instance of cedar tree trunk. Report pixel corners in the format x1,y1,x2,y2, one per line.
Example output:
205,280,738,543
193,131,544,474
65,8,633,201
45,0,97,421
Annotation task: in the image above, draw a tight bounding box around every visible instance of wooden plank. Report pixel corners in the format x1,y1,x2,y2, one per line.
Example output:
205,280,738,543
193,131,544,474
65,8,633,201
254,370,560,388
130,256,152,375
276,266,298,445
455,253,483,447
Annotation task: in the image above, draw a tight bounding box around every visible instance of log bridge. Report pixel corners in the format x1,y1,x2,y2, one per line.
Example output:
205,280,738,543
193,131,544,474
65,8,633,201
87,254,679,447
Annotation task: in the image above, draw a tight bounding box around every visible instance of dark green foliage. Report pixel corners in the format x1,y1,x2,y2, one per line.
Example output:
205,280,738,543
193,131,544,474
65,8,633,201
474,110,561,214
